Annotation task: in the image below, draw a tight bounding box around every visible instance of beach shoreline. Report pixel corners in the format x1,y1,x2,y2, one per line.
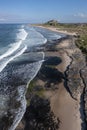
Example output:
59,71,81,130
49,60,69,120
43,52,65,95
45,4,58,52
34,25,77,36
16,26,87,130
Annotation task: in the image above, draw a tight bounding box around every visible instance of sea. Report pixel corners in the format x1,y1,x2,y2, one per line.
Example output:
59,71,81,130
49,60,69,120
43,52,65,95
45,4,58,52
0,24,64,130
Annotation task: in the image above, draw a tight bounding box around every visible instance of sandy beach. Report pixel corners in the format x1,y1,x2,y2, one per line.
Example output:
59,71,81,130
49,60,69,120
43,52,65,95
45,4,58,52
36,25,77,36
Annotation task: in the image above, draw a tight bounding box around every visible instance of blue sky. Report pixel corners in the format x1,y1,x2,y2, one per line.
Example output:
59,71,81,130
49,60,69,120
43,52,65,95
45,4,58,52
0,0,87,23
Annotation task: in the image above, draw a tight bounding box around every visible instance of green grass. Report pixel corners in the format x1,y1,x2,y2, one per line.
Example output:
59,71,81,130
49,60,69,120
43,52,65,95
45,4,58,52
76,35,87,54
27,80,35,93
36,89,45,97
26,79,45,106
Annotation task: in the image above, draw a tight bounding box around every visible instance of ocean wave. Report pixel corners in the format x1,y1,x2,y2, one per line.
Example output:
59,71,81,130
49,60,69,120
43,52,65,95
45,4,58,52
34,27,62,41
49,34,61,39
26,26,47,47
16,28,28,40
0,28,28,60
0,45,27,73
33,27,47,44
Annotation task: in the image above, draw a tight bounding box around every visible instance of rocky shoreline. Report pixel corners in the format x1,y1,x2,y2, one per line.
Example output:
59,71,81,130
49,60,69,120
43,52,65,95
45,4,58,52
16,32,87,130
43,26,87,128
60,36,87,129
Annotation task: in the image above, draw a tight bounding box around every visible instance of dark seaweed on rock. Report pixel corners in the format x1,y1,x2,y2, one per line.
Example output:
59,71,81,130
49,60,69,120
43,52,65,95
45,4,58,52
24,95,60,130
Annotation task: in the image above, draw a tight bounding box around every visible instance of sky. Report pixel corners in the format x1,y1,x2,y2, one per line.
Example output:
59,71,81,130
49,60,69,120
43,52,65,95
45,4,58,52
0,0,87,23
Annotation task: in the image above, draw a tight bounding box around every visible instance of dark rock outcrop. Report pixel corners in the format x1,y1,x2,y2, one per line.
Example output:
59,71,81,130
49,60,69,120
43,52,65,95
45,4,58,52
64,37,87,128
65,38,86,99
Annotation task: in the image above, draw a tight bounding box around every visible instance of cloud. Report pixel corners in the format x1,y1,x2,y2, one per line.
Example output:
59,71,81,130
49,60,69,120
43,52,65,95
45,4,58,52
74,13,87,18
0,18,6,21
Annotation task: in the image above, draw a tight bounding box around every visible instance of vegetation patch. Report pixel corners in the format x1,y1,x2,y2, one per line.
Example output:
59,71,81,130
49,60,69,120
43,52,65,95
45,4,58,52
27,80,36,93
76,35,87,54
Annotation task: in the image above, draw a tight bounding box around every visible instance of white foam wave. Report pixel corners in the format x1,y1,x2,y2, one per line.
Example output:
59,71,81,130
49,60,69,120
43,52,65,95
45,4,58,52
16,29,27,40
34,28,47,44
43,38,47,44
0,28,28,60
9,53,44,130
9,86,26,130
49,34,61,40
53,34,61,39
27,27,47,47
0,45,27,72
